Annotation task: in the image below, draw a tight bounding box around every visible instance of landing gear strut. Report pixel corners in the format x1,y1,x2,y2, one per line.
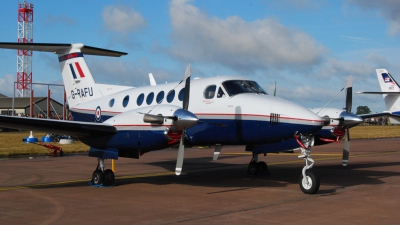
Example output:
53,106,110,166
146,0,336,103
295,133,320,194
91,158,115,187
247,153,269,175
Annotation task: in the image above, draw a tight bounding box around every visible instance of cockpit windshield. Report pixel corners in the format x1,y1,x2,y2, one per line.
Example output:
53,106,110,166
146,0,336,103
222,80,267,97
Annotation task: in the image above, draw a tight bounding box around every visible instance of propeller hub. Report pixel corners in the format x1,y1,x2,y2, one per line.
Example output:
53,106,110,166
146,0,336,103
338,111,363,128
173,109,199,130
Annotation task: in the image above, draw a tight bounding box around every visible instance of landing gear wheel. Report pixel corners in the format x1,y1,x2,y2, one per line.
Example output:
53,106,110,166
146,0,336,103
257,161,269,175
92,170,103,186
299,169,320,194
248,161,260,175
102,169,115,186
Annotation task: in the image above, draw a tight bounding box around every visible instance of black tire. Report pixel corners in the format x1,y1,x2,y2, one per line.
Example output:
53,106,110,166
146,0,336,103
248,161,260,175
257,161,269,175
59,150,64,157
102,169,115,186
299,169,320,194
92,170,104,185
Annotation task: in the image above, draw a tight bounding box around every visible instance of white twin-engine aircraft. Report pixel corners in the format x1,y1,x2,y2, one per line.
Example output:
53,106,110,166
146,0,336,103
0,42,363,194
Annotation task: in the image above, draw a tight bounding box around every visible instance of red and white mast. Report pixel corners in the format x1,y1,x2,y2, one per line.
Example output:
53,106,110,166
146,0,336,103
16,1,34,97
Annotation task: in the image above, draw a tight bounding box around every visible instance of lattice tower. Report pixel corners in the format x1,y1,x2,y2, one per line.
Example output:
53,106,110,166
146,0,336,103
16,1,34,97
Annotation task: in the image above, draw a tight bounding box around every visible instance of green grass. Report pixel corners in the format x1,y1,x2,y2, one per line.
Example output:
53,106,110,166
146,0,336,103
0,132,89,156
350,125,400,139
1,126,399,156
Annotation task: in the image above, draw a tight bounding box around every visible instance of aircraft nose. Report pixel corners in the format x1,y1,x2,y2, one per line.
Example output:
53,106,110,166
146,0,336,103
288,103,325,133
339,111,363,128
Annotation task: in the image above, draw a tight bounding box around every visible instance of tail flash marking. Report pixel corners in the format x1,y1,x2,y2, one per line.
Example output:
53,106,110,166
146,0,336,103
69,64,77,79
68,62,86,80
75,62,85,78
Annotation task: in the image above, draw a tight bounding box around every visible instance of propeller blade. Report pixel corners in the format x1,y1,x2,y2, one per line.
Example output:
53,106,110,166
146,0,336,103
346,87,352,113
182,64,191,111
342,129,350,166
344,75,353,113
175,64,193,175
175,130,185,175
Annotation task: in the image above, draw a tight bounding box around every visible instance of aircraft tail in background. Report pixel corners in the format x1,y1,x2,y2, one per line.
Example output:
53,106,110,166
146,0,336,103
375,69,400,114
358,69,400,115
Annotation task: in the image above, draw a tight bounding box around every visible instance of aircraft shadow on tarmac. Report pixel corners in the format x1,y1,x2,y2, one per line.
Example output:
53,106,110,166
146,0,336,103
24,155,400,195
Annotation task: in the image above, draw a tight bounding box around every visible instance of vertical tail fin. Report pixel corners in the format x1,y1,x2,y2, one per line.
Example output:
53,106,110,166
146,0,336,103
58,44,101,107
376,69,400,92
375,69,400,112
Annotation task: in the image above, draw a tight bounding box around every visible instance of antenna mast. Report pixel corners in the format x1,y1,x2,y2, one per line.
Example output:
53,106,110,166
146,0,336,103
16,1,34,97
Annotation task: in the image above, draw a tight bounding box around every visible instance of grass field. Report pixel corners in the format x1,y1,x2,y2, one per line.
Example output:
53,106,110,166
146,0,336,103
0,126,399,156
0,132,89,156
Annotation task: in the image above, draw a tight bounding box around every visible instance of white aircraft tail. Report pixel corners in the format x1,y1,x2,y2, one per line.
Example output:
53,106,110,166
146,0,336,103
59,44,101,107
375,69,400,113
0,42,127,108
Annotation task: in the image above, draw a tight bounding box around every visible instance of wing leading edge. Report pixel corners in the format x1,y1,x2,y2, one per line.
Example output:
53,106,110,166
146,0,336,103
0,115,116,137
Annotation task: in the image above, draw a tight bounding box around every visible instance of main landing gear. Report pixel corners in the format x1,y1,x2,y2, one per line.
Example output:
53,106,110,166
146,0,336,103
247,153,269,176
91,158,115,187
295,134,320,194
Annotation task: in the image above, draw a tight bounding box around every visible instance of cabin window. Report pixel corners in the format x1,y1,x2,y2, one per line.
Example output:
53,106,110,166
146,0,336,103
217,87,226,98
137,93,144,106
222,80,267,97
204,85,216,99
109,98,115,107
122,95,129,107
146,92,154,105
167,90,175,103
178,88,185,101
156,91,164,104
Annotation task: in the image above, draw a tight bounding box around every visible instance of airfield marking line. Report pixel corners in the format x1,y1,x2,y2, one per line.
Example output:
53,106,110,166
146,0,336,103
1,150,399,192
0,171,176,192
0,179,91,191
222,153,345,156
116,171,175,180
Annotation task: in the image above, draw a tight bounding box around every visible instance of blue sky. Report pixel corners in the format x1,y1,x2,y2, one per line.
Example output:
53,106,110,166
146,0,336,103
0,0,399,113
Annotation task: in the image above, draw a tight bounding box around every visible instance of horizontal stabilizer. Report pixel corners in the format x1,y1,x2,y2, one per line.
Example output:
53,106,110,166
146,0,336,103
357,91,400,95
0,115,116,137
0,42,127,57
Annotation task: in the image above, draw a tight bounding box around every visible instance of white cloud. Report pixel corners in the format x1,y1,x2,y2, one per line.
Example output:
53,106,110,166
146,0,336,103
102,5,146,35
87,57,175,87
347,0,400,36
164,0,327,73
45,14,76,26
268,0,326,11
0,74,16,97
317,58,374,78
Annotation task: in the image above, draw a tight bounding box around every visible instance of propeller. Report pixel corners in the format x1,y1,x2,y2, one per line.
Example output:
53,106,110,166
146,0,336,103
175,64,196,175
342,75,353,166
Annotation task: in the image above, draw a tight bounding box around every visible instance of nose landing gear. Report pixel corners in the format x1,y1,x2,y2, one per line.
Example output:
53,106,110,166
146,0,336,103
295,133,320,194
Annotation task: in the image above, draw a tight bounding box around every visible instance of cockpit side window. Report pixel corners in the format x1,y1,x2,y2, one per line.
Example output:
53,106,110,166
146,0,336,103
204,85,216,99
222,80,267,97
217,87,226,98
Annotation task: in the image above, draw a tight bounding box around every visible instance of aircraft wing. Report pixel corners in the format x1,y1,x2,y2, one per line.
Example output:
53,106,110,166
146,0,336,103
0,115,116,137
358,112,393,119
